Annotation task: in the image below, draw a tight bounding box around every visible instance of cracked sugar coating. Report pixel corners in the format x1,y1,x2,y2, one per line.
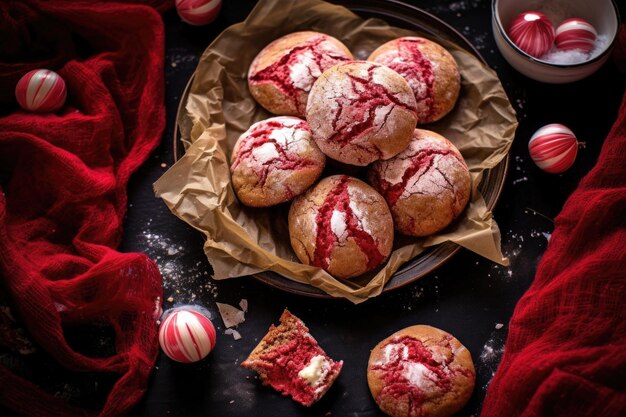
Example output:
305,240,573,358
248,31,353,117
306,61,418,166
367,325,475,417
368,129,470,237
288,175,393,279
368,37,461,124
241,310,343,406
230,116,325,207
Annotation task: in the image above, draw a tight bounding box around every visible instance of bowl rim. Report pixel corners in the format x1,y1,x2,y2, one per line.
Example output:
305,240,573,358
491,0,620,69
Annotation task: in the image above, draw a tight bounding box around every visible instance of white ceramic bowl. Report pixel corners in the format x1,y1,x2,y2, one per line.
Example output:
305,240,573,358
492,0,620,83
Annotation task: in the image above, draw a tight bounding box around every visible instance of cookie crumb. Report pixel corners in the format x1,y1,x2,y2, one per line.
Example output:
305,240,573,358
217,302,246,328
225,328,242,340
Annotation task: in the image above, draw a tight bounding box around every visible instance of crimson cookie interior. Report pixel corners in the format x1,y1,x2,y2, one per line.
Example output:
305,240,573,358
241,310,343,406
230,116,326,207
248,31,353,117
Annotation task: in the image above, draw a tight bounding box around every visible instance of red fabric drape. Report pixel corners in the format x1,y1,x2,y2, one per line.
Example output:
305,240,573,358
481,93,626,415
0,0,172,416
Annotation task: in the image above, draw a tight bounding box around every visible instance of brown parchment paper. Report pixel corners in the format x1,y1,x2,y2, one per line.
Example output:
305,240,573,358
154,0,518,304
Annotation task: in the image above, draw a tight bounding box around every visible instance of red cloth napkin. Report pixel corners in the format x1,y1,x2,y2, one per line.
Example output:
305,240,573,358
0,0,171,416
481,91,626,415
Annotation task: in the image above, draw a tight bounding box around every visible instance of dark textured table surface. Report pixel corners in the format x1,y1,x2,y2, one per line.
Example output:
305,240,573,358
121,1,621,416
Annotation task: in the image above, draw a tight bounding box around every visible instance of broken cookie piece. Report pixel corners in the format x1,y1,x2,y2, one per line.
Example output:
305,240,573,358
241,309,342,406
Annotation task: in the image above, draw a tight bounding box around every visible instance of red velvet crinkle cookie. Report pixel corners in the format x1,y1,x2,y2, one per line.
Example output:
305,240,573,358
368,129,470,237
242,310,343,407
306,61,418,166
367,325,475,417
368,37,461,124
230,116,325,207
248,31,353,117
288,175,393,279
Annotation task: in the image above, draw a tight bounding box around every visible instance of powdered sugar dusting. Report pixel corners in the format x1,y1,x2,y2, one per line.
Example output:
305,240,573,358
347,186,374,236
269,126,296,146
478,332,505,392
374,103,395,127
330,209,348,239
268,124,303,147
381,341,409,364
429,345,448,365
404,362,439,390
141,222,218,306
252,142,280,162
290,51,320,90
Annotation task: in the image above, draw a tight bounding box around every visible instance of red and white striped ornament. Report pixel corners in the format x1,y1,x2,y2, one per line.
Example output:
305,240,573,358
15,69,67,113
529,124,578,174
175,0,221,26
158,307,217,363
508,11,555,58
555,18,597,54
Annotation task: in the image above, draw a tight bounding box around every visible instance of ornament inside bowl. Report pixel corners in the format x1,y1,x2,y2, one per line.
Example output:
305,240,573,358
492,0,619,83
507,11,555,58
555,18,598,54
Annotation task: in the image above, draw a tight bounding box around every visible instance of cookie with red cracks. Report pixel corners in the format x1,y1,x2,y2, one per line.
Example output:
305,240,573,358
230,116,325,207
367,325,475,417
248,31,353,117
288,175,393,279
368,37,461,124
368,129,470,237
306,61,418,166
241,309,343,407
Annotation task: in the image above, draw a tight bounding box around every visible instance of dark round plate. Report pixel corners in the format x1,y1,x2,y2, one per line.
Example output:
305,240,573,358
174,0,510,299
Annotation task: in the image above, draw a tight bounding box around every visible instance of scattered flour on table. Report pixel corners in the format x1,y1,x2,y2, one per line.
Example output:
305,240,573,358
514,98,528,120
478,330,506,392
514,155,528,174
167,50,199,70
402,276,439,312
429,0,485,15
140,219,218,306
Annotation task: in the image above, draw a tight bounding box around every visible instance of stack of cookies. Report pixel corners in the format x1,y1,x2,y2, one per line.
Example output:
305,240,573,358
230,31,471,280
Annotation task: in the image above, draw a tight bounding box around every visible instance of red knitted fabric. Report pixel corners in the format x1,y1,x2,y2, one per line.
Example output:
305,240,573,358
481,91,626,415
0,0,171,416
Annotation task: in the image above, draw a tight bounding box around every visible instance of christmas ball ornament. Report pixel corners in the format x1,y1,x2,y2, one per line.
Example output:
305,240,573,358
175,0,221,26
529,124,578,174
555,18,597,54
158,307,217,363
15,69,67,113
508,11,556,58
